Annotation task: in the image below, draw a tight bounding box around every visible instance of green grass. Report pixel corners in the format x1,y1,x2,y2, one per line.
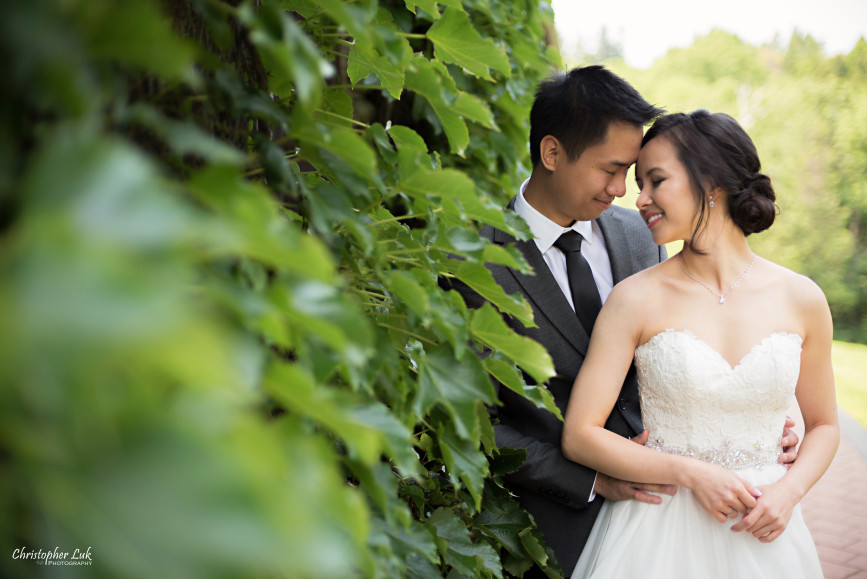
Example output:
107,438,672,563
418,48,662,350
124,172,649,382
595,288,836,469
833,340,867,428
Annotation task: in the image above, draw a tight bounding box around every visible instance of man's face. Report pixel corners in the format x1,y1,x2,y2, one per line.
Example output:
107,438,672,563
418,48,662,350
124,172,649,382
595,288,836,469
536,122,643,226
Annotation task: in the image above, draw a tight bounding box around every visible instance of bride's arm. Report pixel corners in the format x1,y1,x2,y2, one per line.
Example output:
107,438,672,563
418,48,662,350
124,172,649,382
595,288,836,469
731,278,839,542
561,279,760,521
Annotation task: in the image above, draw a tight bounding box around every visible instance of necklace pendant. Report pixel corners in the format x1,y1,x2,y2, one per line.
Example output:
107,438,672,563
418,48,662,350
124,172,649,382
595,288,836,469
719,296,725,304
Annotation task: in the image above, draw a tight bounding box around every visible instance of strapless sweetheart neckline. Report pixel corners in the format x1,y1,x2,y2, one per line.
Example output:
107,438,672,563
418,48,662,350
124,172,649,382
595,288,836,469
637,329,803,371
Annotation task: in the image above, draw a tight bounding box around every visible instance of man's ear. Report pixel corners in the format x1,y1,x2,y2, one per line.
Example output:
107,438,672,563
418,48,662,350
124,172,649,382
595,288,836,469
539,135,561,172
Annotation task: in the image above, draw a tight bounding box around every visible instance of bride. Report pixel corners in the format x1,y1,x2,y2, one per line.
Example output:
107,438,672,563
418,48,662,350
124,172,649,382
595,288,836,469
562,110,839,578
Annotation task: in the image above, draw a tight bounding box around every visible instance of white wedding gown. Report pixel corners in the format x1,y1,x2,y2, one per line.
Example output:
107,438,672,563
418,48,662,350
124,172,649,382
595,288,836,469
572,329,823,578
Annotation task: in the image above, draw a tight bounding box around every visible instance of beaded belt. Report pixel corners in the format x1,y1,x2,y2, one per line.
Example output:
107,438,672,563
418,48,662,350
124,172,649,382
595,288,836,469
646,439,780,471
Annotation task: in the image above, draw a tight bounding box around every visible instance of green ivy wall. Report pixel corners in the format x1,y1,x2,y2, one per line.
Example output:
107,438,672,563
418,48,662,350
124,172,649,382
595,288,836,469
0,1,567,577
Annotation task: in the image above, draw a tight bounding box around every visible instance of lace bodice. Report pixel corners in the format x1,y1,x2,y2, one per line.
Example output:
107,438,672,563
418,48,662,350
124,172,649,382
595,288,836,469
635,330,803,470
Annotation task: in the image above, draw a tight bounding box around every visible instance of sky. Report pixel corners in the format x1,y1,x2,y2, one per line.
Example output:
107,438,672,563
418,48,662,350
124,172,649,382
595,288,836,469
551,0,867,69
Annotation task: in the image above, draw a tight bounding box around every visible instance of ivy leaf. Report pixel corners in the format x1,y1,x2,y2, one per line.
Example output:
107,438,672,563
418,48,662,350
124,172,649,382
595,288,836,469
368,206,410,240
426,8,510,81
428,288,471,358
387,270,431,319
519,528,551,569
345,459,400,525
489,447,529,477
242,3,333,106
277,280,372,360
315,0,376,45
388,124,430,181
368,123,400,168
293,116,378,180
266,363,394,466
351,403,421,477
399,166,472,201
427,508,502,578
186,166,336,282
346,8,412,98
483,356,561,419
256,136,294,190
399,166,527,235
348,43,406,99
435,415,489,510
471,303,555,385
316,88,355,128
482,243,533,273
477,401,496,455
507,29,551,74
447,259,535,327
416,345,494,440
382,517,440,566
453,91,494,127
474,509,534,558
404,0,441,18
405,57,469,154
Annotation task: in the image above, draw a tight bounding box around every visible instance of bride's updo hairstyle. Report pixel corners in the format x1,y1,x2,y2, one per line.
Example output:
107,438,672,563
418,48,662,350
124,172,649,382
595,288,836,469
641,110,777,245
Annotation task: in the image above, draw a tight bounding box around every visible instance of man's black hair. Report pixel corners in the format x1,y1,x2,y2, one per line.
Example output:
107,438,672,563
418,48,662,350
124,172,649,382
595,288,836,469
529,65,664,166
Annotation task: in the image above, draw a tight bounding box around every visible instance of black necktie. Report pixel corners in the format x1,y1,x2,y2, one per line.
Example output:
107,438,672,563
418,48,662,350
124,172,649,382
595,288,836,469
553,230,602,334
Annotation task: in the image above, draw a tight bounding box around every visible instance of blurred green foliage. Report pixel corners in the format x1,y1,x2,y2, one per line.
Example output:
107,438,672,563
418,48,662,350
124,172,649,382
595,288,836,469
831,340,867,428
595,30,867,343
0,0,566,577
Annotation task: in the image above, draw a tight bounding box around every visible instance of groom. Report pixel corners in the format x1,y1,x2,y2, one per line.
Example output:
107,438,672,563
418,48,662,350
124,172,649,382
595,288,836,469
449,66,669,576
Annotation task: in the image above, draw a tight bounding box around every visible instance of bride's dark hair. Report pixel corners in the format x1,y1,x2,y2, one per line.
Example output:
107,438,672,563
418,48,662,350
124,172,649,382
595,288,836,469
641,110,777,247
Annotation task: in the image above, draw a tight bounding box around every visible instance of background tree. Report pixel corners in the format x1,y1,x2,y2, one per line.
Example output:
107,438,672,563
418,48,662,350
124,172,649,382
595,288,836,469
595,31,867,343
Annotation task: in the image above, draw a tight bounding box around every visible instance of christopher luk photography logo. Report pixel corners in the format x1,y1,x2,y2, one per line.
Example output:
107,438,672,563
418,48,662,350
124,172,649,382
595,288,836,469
11,546,93,566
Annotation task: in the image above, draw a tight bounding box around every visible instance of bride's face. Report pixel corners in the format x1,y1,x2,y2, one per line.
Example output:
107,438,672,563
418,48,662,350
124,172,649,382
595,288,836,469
635,136,700,245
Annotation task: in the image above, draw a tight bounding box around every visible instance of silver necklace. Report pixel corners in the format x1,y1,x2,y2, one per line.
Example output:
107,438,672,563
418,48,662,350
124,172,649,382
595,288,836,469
676,252,757,305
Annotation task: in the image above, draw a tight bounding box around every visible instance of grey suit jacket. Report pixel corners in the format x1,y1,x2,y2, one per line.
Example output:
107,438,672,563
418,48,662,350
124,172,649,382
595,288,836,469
457,203,665,575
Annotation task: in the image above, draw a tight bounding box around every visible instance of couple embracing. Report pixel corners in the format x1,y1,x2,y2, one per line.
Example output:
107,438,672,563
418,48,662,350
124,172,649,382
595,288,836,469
451,66,838,578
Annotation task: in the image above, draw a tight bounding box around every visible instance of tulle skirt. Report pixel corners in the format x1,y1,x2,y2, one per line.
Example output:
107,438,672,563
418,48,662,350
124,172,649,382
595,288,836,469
572,464,823,578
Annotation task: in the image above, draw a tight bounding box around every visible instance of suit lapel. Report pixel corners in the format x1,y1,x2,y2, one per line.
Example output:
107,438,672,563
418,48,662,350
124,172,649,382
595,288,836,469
492,226,591,356
597,210,631,284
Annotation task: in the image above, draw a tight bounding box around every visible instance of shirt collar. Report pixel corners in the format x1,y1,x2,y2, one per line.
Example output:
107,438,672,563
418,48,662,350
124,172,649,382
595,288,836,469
516,178,595,254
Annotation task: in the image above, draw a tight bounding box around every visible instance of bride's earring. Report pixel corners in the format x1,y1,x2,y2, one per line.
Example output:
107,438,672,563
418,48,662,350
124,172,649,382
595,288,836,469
709,195,715,208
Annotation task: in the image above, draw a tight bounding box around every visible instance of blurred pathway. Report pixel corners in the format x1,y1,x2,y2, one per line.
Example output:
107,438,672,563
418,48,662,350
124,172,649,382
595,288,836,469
799,409,867,579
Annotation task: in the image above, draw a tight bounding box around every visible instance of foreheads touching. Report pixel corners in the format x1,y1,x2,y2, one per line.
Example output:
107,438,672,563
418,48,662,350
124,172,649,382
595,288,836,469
529,65,664,167
639,110,777,239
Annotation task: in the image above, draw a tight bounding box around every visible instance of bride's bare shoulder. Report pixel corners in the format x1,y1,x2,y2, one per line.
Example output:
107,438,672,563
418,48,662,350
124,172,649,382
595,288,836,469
607,259,674,306
760,258,829,311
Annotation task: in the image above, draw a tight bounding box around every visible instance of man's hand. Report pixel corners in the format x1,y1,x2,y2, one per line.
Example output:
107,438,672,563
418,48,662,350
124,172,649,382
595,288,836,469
779,416,800,468
592,430,678,504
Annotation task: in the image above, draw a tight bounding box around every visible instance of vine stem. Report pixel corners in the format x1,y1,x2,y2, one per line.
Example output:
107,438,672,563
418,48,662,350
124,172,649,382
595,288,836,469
350,287,390,300
388,256,421,265
384,247,429,256
377,323,436,345
369,209,443,226
315,109,369,128
325,84,386,91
